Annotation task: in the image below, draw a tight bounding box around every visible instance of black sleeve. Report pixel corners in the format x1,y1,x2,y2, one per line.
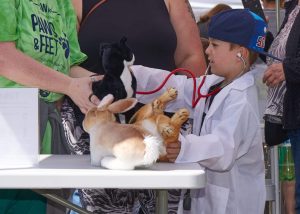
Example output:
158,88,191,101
283,55,300,83
283,11,300,83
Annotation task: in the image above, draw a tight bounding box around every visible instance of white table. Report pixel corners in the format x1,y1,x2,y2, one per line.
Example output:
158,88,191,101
0,155,205,214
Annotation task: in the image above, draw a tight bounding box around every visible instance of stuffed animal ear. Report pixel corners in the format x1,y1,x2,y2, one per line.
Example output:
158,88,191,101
119,36,134,63
99,43,109,59
108,98,137,114
82,107,98,132
98,94,114,109
120,37,127,45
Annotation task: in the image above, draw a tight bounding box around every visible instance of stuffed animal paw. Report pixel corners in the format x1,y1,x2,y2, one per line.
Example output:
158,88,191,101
157,108,189,162
129,87,178,123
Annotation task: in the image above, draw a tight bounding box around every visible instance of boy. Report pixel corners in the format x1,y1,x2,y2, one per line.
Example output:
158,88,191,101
131,9,280,214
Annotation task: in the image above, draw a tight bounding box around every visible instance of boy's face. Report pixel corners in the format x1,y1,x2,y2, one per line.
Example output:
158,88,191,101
205,39,243,81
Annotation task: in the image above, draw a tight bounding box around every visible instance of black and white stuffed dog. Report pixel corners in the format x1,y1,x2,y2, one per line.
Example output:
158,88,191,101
72,37,137,126
92,37,136,100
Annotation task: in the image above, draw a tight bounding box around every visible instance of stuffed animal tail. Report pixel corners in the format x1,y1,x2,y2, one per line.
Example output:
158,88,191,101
100,136,164,170
142,136,165,167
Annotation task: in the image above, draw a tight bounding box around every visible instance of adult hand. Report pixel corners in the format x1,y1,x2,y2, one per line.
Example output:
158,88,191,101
263,63,285,87
166,141,181,162
66,75,103,113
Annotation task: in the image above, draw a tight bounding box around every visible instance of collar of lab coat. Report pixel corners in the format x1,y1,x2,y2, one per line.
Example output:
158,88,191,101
199,71,255,120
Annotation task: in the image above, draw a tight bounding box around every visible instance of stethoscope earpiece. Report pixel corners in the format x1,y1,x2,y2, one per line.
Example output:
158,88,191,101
236,52,242,58
236,52,246,71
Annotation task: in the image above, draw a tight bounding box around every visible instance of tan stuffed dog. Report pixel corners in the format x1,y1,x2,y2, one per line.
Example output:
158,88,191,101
129,88,190,162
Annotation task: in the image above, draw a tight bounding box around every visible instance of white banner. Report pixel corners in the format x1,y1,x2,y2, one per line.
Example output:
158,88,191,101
0,88,39,168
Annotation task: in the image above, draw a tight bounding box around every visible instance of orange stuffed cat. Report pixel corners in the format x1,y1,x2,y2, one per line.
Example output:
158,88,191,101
129,88,189,161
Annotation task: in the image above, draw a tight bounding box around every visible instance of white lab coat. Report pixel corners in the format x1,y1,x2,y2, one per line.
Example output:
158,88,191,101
131,65,266,214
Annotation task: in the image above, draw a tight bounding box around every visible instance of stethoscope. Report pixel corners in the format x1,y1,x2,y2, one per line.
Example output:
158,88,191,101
136,53,247,108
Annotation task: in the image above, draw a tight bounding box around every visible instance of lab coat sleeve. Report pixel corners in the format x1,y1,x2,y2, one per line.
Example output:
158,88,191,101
176,133,224,162
131,65,200,114
176,90,260,172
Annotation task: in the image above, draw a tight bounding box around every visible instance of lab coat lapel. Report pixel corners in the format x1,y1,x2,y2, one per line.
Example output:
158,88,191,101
193,75,223,134
204,84,231,120
204,73,253,121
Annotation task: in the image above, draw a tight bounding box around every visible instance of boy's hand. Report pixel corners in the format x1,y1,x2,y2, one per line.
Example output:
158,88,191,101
166,141,181,162
263,63,285,87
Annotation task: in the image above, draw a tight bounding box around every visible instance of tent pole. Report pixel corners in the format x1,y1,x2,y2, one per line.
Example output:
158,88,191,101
275,0,281,32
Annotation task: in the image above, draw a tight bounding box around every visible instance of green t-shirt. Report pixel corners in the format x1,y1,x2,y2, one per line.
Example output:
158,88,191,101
0,0,87,102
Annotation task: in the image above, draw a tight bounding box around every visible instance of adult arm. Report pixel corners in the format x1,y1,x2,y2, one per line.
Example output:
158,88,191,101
72,0,83,31
262,56,300,86
0,42,97,113
70,65,98,78
166,0,207,76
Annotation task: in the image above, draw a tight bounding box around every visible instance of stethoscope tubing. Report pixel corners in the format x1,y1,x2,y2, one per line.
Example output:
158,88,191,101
136,65,219,108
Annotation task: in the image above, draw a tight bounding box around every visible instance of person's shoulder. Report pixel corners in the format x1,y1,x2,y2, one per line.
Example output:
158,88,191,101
228,72,256,93
164,0,171,12
56,0,75,14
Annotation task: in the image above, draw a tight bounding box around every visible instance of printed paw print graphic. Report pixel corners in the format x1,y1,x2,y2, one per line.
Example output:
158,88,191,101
39,89,50,98
58,33,70,58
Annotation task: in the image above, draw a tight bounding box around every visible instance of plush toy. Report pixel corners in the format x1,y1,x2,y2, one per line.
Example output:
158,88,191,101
129,88,189,162
71,37,136,127
83,88,189,170
92,37,136,100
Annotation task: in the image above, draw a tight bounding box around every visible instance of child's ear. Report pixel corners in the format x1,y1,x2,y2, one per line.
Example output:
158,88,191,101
235,47,249,64
238,47,249,59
